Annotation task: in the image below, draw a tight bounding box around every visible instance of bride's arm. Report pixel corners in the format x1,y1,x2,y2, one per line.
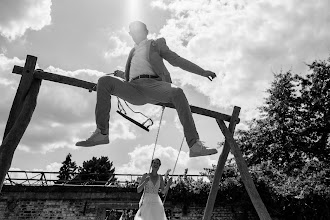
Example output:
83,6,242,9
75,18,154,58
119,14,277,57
137,173,149,193
159,175,165,194
160,175,172,195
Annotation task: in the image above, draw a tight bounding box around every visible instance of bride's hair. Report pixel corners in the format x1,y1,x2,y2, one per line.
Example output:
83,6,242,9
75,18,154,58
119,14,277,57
151,158,161,166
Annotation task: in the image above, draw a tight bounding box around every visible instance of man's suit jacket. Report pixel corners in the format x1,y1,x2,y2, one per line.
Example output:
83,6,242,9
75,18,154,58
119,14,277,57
124,38,205,82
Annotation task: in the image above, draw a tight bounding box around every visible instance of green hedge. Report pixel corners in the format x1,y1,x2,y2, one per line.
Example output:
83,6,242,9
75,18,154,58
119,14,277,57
164,161,330,219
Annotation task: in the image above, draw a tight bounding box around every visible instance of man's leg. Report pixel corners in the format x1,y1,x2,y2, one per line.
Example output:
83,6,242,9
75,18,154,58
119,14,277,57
132,79,198,147
133,78,217,157
170,87,199,147
132,79,198,145
76,75,147,147
96,75,147,134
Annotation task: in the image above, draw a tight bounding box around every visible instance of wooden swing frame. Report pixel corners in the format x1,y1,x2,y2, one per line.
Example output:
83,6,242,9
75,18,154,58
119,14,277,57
0,55,272,220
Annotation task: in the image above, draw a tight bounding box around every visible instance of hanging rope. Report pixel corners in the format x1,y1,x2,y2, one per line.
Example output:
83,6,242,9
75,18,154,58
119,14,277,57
146,105,184,204
163,135,185,204
139,106,165,210
149,105,165,173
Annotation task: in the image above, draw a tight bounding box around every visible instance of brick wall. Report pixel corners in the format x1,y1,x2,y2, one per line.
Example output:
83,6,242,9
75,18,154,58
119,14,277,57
0,185,258,220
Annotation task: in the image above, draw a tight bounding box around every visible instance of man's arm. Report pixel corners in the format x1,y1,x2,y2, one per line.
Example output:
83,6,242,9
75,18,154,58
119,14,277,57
157,38,216,80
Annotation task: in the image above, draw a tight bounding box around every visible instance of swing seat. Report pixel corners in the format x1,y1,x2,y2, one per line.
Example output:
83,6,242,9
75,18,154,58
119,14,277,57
116,110,152,132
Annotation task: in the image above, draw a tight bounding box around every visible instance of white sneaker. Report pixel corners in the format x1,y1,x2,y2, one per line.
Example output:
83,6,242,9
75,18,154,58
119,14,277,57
76,128,109,147
189,140,218,157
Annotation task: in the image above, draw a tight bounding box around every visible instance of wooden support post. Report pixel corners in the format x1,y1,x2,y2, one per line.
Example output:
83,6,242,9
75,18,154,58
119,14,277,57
0,78,42,191
217,119,272,220
203,106,240,220
3,55,37,140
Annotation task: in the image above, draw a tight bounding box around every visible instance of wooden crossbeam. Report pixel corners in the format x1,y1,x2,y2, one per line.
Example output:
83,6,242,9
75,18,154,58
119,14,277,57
12,65,238,123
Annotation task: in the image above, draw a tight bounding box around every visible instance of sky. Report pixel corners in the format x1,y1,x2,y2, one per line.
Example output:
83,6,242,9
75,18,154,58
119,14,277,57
0,0,330,180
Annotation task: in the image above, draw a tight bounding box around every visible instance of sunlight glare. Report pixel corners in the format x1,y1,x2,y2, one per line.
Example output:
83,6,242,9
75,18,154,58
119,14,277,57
127,0,143,23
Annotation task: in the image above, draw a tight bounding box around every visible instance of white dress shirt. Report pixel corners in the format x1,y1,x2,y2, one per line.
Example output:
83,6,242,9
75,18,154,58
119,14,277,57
129,39,157,81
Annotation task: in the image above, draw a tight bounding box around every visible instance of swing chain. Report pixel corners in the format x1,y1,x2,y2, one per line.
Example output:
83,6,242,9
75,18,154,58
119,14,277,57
117,98,154,129
117,97,127,115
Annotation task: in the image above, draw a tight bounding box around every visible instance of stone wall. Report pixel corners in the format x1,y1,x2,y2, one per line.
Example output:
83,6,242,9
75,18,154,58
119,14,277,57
0,185,258,220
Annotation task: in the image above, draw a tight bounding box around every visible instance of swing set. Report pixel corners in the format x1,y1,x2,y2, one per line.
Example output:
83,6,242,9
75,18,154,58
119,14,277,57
0,55,272,220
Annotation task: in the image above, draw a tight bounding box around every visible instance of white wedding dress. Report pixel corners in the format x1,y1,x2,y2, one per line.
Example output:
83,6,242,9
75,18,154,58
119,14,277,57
134,175,168,220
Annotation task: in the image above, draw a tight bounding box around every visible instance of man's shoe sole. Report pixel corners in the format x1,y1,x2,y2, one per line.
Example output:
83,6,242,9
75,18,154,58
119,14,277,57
76,140,109,147
189,149,218,158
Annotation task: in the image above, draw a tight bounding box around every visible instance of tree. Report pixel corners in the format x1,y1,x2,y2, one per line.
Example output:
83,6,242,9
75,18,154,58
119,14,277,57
237,56,330,174
238,71,304,173
206,56,330,219
56,153,78,183
77,156,116,185
296,57,330,164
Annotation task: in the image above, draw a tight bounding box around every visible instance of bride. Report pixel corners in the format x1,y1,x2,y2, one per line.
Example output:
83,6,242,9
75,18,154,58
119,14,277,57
134,158,173,220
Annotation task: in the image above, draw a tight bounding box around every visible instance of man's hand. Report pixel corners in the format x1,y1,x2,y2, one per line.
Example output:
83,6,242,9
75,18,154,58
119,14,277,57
203,70,217,81
114,70,125,79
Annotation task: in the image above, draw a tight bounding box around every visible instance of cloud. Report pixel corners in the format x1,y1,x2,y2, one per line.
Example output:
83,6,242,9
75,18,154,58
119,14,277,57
46,162,62,172
152,0,330,122
104,28,132,59
117,143,217,176
109,119,137,142
174,115,183,133
0,54,25,140
0,0,52,40
105,36,131,59
0,54,24,77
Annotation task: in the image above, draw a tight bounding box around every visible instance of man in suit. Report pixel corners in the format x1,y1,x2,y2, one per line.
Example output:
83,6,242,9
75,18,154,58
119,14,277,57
76,21,217,157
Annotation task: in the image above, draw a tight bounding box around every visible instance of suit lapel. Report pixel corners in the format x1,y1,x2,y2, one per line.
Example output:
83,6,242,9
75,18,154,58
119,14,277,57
146,40,152,61
125,48,135,81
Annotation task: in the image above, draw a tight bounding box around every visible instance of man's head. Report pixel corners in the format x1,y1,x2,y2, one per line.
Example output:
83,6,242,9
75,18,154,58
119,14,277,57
129,21,148,44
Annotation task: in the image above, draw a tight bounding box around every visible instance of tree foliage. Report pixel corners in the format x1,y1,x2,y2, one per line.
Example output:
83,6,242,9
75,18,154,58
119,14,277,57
56,153,78,183
297,58,330,163
76,156,117,185
206,56,330,218
57,154,116,185
237,56,330,174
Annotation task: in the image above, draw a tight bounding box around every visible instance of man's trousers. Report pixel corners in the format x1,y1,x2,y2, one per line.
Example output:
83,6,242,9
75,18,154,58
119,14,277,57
96,75,199,147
